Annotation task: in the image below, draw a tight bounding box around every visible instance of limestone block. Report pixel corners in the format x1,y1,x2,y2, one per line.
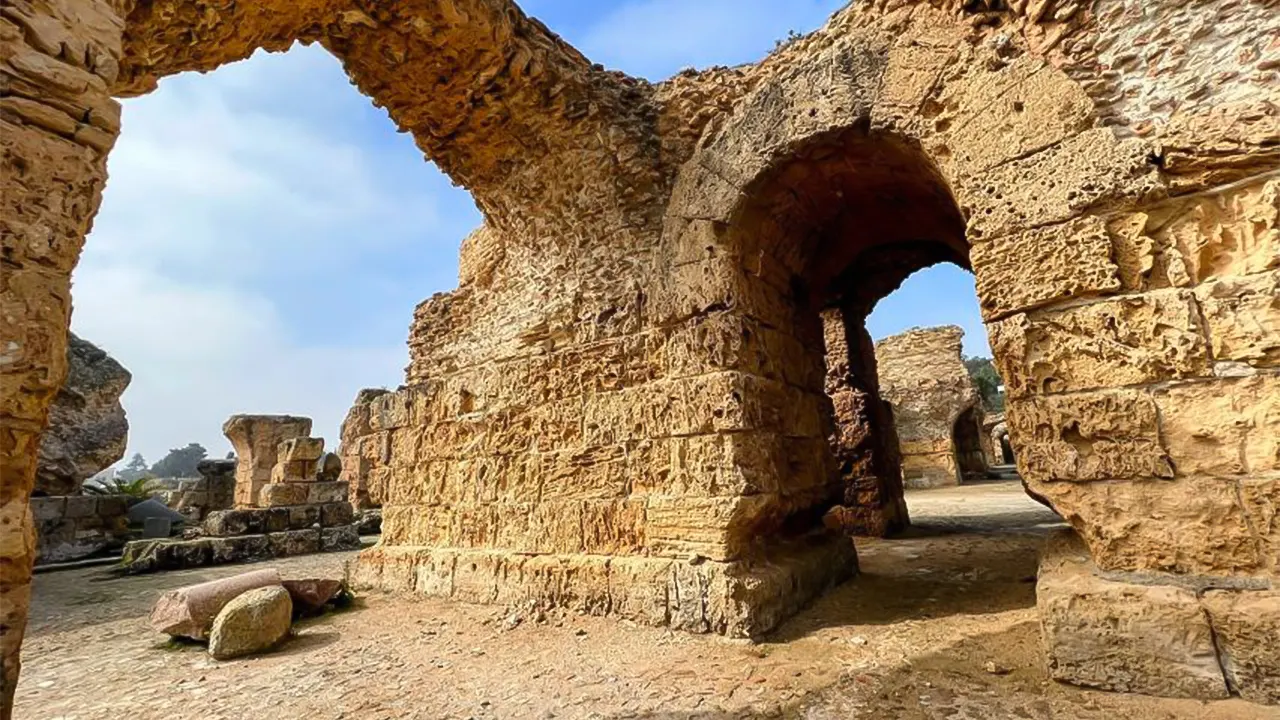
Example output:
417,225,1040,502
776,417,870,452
320,502,353,528
306,481,350,505
1037,533,1228,699
608,557,674,626
267,529,321,557
263,507,290,532
646,495,776,562
1006,389,1173,483
957,128,1162,241
990,290,1210,398
209,535,271,565
149,568,282,641
1034,478,1263,576
1111,176,1280,291
970,216,1122,320
30,497,65,522
320,524,360,552
939,56,1095,176
208,586,292,660
270,460,316,484
1195,271,1280,369
1152,376,1280,478
258,483,307,508
287,504,320,529
278,437,324,464
1202,589,1280,704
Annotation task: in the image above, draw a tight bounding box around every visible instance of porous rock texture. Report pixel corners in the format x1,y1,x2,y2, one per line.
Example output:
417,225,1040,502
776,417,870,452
874,326,986,488
206,585,293,660
3,0,1280,710
1038,530,1280,703
35,334,130,496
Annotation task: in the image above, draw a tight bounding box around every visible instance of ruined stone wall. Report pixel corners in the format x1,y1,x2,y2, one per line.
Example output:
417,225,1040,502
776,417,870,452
875,326,982,488
29,494,130,565
3,0,1280,710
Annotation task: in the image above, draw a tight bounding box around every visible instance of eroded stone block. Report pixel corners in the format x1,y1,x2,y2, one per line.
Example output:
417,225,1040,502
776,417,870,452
1202,589,1280,704
1038,532,1228,699
991,290,1210,398
1006,389,1173,484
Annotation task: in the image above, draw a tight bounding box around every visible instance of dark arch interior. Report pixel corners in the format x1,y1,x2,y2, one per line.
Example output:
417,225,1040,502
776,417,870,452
725,128,974,537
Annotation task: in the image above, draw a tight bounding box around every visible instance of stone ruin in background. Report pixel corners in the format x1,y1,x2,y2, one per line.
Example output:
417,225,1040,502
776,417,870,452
119,415,361,573
874,326,989,488
3,0,1279,711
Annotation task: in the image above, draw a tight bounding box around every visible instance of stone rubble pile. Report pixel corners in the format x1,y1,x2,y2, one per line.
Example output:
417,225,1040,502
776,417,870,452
150,569,349,660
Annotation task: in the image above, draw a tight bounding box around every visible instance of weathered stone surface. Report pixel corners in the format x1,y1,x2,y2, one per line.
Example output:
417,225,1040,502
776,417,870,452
971,216,1122,321
278,437,324,464
35,334,131,495
1007,389,1173,484
1195,271,1280,369
991,290,1211,398
875,327,984,488
1152,377,1280,480
1038,532,1228,699
222,415,311,508
1202,589,1280,705
207,586,292,660
149,569,282,641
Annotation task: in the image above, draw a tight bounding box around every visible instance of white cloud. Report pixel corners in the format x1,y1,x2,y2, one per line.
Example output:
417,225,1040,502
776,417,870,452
73,44,463,464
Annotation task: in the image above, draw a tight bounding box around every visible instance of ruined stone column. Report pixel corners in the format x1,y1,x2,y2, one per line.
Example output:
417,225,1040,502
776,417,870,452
820,308,908,537
0,1,126,712
222,415,312,508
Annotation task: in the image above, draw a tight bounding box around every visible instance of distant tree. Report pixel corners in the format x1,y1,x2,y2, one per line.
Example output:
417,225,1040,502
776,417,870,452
117,453,151,482
964,356,1005,413
150,443,208,478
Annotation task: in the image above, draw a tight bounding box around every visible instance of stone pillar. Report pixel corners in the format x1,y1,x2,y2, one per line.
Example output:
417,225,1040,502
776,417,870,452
337,388,391,509
0,2,126,713
221,415,311,509
820,308,908,537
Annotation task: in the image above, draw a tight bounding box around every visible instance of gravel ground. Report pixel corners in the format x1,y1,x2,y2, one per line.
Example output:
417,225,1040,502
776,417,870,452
17,482,1279,719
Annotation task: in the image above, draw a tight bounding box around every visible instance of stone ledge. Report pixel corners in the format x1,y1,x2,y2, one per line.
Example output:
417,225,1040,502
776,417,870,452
120,523,362,574
204,502,355,536
348,532,857,639
1038,530,1280,703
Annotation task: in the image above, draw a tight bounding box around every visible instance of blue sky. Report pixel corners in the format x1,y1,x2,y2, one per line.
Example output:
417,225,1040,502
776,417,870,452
72,0,990,464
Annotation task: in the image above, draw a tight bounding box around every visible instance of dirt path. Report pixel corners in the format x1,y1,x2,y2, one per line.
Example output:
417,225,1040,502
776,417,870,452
17,482,1279,719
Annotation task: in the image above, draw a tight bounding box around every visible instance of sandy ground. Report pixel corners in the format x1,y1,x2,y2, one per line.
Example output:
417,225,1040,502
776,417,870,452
17,481,1280,720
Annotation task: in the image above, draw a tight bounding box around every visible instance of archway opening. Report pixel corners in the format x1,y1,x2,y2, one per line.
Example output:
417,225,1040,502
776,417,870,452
722,127,1063,625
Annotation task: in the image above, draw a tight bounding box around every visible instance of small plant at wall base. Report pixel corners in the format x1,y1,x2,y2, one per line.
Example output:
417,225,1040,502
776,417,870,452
964,356,1005,413
83,475,156,500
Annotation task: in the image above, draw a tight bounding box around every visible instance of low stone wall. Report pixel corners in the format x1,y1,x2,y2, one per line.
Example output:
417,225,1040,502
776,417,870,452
31,494,132,565
120,504,362,573
121,526,362,573
1038,530,1278,704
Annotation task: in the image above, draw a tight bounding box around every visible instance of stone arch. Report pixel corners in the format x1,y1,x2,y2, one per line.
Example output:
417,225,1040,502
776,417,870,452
112,0,664,229
2,0,666,707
